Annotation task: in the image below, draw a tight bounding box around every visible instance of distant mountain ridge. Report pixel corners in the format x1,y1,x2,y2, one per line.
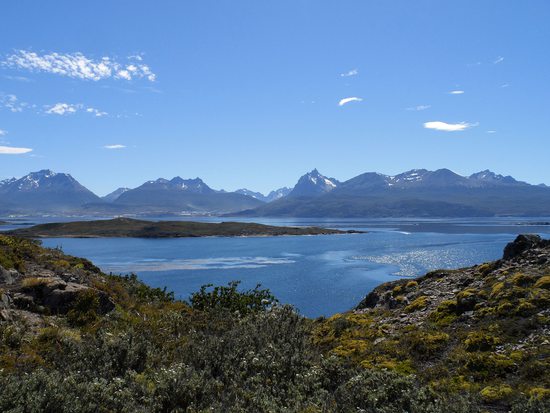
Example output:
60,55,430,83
1,168,549,217
237,168,550,217
0,170,100,214
235,187,291,203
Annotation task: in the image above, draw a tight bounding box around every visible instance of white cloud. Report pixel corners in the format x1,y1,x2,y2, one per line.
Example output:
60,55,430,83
423,121,474,132
340,69,358,77
494,56,504,64
0,93,29,112
338,97,363,106
486,130,497,134
104,144,126,149
406,104,431,111
45,103,80,115
0,145,32,155
44,103,108,117
0,129,6,136
86,107,108,117
2,50,156,82
449,90,464,95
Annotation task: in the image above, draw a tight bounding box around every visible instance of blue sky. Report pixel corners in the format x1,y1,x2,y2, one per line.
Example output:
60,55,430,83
1,1,549,195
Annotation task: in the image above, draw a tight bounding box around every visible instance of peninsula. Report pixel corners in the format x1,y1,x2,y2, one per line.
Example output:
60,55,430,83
6,217,362,238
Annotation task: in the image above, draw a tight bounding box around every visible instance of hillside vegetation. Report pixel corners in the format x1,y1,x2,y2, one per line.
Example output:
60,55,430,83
0,234,549,412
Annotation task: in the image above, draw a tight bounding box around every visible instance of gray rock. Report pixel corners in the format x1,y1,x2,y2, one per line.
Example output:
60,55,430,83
0,265,19,285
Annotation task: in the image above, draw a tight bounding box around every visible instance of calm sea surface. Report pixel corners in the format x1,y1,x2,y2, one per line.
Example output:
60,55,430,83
3,217,550,317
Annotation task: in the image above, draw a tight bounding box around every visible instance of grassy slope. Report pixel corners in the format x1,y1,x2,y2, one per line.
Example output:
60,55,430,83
0,234,549,412
7,217,356,238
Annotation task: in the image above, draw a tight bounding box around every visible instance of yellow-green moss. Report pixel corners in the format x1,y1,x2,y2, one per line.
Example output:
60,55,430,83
491,282,505,298
429,300,458,326
404,296,429,313
529,387,550,400
464,331,501,352
480,384,513,402
510,272,535,287
534,275,550,290
406,281,418,289
392,284,403,296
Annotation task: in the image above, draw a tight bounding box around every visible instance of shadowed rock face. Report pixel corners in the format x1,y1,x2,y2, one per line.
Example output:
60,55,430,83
503,234,550,261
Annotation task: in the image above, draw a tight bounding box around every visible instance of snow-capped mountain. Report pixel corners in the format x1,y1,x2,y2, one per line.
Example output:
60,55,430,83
235,189,267,201
265,187,291,202
102,187,131,203
0,178,16,188
113,176,262,213
238,168,550,217
288,169,339,197
0,170,101,213
133,177,215,194
469,170,524,186
235,187,292,203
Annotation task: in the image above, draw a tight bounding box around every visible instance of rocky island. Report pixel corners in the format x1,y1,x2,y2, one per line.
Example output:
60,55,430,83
6,217,362,238
0,234,548,412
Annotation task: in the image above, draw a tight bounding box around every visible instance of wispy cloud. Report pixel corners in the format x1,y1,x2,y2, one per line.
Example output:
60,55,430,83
44,102,108,117
486,130,497,134
3,74,33,82
0,129,6,136
338,97,363,106
501,83,509,88
494,56,504,64
340,69,358,77
0,93,31,112
406,104,431,111
424,121,474,132
0,145,32,155
2,50,156,82
86,107,108,117
449,90,464,95
45,103,79,115
104,144,126,149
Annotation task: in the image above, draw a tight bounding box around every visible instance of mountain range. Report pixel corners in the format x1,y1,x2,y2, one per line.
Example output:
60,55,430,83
1,168,549,217
237,168,550,217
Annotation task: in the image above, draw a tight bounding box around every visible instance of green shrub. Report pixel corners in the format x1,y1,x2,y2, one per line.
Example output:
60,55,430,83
189,281,277,315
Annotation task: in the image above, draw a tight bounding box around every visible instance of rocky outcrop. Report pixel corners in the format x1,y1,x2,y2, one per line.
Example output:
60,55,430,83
12,277,114,315
503,234,550,260
0,265,19,285
314,234,550,412
0,240,115,323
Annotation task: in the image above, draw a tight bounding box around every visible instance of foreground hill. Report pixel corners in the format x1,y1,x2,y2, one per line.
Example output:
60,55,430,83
0,234,549,412
314,234,550,411
6,217,358,238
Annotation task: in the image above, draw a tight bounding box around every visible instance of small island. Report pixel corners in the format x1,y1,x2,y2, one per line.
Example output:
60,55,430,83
7,217,364,238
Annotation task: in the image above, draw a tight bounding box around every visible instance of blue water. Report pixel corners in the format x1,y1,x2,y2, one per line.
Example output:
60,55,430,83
28,217,550,317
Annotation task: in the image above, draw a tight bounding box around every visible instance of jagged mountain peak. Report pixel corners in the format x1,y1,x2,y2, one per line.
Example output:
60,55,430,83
469,169,519,185
289,169,340,197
